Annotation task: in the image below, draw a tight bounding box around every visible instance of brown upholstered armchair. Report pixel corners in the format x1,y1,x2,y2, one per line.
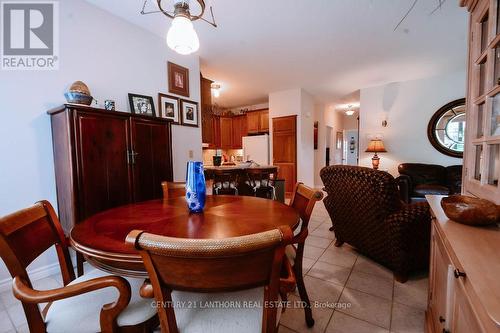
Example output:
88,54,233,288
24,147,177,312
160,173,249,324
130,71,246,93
320,165,431,282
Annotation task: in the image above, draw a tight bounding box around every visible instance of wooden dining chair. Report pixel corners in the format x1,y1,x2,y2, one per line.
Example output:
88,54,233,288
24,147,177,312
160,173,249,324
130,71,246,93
126,226,295,333
286,183,324,327
161,181,186,199
0,200,158,333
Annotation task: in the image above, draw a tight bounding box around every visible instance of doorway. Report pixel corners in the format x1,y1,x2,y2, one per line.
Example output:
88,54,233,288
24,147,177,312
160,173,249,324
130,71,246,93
325,126,332,166
344,129,359,165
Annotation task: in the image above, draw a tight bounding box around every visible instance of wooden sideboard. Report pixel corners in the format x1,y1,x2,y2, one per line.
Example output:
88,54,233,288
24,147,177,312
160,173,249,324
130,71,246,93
48,104,173,234
426,195,500,333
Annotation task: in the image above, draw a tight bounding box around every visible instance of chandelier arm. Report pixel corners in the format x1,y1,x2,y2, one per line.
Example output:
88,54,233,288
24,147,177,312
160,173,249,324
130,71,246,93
187,0,206,21
198,6,217,27
157,0,175,19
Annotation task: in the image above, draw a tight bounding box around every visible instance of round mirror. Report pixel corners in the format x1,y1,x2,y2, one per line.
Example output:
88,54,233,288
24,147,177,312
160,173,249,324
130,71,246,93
427,98,466,158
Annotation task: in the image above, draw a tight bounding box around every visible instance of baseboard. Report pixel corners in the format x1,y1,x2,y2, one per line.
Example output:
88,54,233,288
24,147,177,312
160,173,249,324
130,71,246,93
0,262,63,293
0,252,77,293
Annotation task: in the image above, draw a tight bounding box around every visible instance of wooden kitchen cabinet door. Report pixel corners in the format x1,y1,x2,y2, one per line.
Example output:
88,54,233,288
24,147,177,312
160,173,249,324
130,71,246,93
220,117,233,149
272,115,297,194
247,111,260,134
231,115,247,149
259,110,269,132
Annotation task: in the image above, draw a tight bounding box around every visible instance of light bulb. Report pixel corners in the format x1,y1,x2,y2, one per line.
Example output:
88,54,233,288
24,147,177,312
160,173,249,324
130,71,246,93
166,16,200,55
212,89,220,98
345,110,355,116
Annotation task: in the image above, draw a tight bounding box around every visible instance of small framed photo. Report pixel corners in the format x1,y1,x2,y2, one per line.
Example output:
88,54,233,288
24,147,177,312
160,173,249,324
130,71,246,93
128,93,156,117
168,62,189,97
180,99,199,127
158,93,180,123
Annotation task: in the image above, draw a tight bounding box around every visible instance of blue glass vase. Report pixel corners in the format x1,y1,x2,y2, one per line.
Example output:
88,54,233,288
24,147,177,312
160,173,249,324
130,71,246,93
185,161,206,213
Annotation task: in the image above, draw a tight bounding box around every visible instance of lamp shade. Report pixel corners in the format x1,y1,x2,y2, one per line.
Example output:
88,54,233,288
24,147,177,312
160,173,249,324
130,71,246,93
167,16,200,55
365,139,387,153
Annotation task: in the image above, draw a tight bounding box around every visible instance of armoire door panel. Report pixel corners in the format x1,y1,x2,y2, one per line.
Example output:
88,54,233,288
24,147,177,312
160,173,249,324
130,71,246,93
131,119,172,202
75,113,132,220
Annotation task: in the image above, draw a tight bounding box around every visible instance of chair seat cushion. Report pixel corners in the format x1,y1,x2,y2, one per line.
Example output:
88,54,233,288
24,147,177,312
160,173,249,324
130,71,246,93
171,287,281,333
45,269,157,333
413,184,450,197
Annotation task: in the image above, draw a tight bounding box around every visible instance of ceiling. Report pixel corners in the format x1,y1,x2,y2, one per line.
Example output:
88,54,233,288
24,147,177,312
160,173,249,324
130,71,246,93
86,0,468,108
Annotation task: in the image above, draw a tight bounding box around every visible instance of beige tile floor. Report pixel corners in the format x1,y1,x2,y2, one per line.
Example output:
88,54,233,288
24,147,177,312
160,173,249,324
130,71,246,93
0,203,427,333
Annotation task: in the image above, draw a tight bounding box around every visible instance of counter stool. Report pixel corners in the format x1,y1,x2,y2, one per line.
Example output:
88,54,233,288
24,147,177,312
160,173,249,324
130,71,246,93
213,169,239,195
246,167,278,199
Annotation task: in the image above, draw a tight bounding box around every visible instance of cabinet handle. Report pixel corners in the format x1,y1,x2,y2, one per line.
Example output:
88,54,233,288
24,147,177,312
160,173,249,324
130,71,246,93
454,269,466,279
439,316,446,323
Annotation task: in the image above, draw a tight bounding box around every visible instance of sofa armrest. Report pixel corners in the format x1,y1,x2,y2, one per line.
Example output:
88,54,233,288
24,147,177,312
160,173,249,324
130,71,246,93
395,175,412,203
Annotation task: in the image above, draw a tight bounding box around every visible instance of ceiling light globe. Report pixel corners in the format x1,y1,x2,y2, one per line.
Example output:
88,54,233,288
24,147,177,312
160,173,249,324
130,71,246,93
167,16,200,55
345,110,355,116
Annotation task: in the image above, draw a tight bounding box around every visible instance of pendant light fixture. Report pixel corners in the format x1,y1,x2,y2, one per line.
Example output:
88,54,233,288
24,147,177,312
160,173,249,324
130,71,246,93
345,105,355,116
141,0,217,56
211,82,221,98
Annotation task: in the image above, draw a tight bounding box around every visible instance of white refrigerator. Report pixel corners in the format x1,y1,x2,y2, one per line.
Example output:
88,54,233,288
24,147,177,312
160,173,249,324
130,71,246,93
242,134,270,165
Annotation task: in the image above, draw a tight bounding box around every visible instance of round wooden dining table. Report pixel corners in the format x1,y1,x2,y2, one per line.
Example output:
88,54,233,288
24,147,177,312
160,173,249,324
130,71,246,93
70,195,300,278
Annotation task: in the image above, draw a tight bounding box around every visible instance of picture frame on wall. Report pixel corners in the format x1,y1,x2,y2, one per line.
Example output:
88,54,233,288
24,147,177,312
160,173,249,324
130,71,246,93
180,99,199,127
128,93,156,117
168,62,190,97
158,93,180,124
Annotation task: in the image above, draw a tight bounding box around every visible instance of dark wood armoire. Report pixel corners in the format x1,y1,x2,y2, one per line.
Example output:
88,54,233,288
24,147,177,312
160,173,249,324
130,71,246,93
48,104,173,236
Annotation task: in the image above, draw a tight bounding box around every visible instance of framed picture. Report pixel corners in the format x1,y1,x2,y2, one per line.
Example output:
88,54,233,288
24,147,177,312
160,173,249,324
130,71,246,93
128,93,156,117
180,99,199,127
168,62,190,97
158,93,180,123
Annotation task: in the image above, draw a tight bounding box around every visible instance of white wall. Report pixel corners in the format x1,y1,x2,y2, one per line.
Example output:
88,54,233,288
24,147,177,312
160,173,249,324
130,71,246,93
0,0,201,288
269,88,314,187
359,71,466,176
314,105,345,187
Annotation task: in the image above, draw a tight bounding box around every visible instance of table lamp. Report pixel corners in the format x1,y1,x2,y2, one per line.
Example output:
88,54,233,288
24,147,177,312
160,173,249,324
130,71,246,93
365,139,387,170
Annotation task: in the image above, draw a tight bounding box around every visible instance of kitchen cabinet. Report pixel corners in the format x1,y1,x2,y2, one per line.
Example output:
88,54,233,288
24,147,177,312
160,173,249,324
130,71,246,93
220,117,233,149
272,115,297,194
426,195,500,333
200,74,218,148
247,109,269,134
231,115,247,149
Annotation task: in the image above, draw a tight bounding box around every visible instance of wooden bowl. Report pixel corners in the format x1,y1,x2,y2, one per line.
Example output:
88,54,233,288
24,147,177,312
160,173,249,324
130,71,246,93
441,195,500,226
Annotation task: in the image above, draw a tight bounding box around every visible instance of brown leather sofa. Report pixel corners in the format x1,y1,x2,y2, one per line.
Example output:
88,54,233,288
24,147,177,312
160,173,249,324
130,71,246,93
320,165,431,282
396,163,462,203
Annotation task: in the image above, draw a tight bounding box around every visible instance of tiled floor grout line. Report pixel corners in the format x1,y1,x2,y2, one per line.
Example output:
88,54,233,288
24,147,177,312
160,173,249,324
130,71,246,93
389,278,395,332
319,252,358,333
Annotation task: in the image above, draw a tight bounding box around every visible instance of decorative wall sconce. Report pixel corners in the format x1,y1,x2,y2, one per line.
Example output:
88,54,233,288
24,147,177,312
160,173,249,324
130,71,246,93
380,112,389,127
